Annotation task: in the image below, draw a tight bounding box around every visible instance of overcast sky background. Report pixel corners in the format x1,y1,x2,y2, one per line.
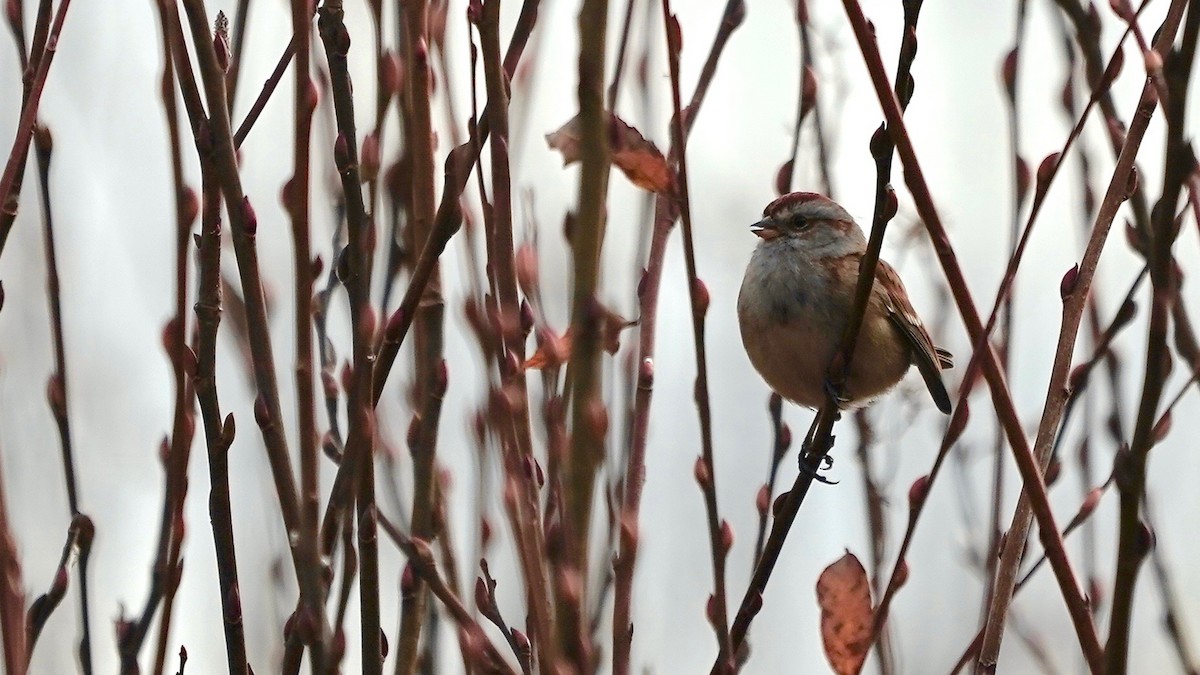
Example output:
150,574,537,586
2,0,1199,673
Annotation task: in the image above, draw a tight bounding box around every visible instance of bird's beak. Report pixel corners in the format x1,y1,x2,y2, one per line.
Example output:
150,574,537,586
750,219,781,240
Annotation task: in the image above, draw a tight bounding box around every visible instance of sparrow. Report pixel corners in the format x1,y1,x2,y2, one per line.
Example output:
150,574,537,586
736,192,952,413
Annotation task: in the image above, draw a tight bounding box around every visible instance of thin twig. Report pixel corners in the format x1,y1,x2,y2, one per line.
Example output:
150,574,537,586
978,3,1188,670
0,449,26,674
31,119,94,675
24,515,92,664
178,0,305,565
192,158,250,673
471,3,559,668
233,36,299,148
611,3,746,674
0,0,74,260
750,395,789,570
316,2,383,671
285,0,329,670
1103,6,1199,670
394,0,448,666
377,517,519,675
559,0,612,666
661,1,731,666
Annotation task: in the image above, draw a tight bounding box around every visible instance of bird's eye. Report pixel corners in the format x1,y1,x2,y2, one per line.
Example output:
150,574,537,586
794,216,809,230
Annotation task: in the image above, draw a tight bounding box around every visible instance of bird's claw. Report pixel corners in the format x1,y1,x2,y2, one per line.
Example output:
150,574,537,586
799,453,838,485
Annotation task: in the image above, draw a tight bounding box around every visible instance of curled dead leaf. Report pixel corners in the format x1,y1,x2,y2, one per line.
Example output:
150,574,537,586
545,112,673,194
522,307,637,371
524,330,571,371
816,551,873,675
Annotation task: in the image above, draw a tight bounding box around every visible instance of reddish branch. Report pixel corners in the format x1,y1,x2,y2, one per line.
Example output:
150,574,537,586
661,0,732,667
316,2,383,671
287,0,329,670
192,162,249,673
1104,6,1199,671
0,455,25,674
177,0,304,561
978,3,1189,670
31,118,94,673
472,3,559,668
0,0,73,259
558,0,612,667
611,3,745,674
394,0,448,668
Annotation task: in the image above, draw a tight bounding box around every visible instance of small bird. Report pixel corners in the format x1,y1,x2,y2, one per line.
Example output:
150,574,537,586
737,192,953,413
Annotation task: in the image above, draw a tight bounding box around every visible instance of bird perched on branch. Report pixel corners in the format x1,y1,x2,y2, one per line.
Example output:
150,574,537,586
737,192,953,414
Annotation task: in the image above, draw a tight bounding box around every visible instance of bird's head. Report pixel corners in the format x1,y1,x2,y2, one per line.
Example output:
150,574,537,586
750,192,866,255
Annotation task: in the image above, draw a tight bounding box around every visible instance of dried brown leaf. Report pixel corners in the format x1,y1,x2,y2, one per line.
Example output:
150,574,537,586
524,331,570,371
545,115,583,165
816,552,873,675
545,112,673,194
523,307,635,371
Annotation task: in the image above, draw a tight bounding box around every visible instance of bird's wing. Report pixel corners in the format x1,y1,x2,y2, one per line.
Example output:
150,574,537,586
875,261,953,413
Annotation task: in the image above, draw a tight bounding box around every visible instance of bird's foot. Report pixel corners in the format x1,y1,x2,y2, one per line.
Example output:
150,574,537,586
799,453,837,485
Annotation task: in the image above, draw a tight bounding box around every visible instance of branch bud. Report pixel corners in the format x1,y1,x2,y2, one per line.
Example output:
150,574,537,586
693,456,711,488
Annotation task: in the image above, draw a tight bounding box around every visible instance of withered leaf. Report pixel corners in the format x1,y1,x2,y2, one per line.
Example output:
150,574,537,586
523,307,636,371
524,330,571,371
545,112,673,194
816,552,874,675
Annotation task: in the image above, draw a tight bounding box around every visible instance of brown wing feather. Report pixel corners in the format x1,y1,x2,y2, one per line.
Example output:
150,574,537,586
875,261,953,413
